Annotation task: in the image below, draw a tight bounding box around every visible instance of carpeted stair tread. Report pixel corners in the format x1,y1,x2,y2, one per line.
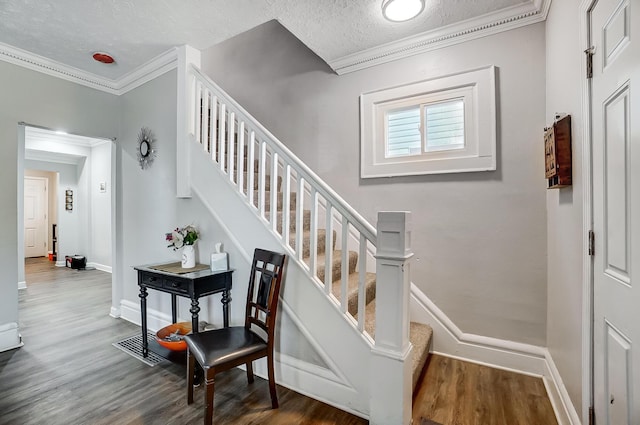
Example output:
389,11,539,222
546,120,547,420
242,172,281,191
313,250,358,284
289,229,335,258
331,271,377,316
266,209,311,233
410,322,433,391
358,300,432,392
253,190,297,211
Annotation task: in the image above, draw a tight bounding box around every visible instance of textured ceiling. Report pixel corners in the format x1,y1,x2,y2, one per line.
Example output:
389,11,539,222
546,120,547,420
0,0,530,80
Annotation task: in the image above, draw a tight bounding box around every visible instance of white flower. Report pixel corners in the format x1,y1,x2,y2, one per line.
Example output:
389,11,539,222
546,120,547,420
172,231,184,249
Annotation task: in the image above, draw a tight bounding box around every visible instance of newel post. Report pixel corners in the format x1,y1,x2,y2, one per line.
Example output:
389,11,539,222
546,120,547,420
370,211,413,425
176,45,201,198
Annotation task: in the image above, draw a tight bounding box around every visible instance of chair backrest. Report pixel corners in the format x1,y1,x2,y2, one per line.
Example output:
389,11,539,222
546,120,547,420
244,249,286,342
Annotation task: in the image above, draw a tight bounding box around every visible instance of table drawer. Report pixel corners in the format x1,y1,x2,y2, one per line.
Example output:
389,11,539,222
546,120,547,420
163,278,190,294
140,273,162,288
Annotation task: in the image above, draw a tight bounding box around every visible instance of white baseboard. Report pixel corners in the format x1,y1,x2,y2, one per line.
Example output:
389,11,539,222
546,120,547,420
0,322,23,352
543,350,582,425
17,281,26,290
87,262,112,273
410,283,578,424
55,260,65,267
119,299,184,333
109,305,121,318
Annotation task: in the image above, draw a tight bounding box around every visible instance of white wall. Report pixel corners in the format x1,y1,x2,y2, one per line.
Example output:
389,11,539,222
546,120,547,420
545,0,585,417
0,60,118,351
202,21,549,346
90,142,113,269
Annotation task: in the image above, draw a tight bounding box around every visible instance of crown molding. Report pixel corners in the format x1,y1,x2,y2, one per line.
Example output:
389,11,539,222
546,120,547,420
0,42,178,96
114,48,178,94
329,0,552,75
0,41,120,94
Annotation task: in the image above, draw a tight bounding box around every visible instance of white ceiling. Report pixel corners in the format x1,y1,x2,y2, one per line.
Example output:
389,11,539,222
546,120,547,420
0,0,546,82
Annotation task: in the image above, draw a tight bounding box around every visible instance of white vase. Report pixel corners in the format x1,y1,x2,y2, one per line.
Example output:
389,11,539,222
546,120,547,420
181,245,196,268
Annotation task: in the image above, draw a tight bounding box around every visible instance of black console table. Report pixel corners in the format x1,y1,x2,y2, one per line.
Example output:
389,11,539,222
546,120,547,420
134,263,233,357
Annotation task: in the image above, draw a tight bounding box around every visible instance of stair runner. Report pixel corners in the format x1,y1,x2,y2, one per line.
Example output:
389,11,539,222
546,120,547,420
250,165,433,392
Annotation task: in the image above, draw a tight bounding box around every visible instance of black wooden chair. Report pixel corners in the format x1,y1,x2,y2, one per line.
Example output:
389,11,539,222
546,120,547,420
184,248,286,425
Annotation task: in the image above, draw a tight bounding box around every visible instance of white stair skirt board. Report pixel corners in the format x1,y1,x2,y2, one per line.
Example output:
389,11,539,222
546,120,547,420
0,322,23,352
18,281,26,290
410,283,578,425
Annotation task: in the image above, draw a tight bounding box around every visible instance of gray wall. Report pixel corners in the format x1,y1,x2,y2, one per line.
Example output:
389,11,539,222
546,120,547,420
202,21,548,345
545,0,585,416
115,70,181,316
115,69,248,326
0,60,118,340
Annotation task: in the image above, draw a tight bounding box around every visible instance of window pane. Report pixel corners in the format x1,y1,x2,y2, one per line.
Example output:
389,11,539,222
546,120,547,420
425,99,464,152
386,107,421,158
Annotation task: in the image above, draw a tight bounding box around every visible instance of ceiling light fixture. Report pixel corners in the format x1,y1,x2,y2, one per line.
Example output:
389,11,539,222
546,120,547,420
382,0,425,22
92,52,115,64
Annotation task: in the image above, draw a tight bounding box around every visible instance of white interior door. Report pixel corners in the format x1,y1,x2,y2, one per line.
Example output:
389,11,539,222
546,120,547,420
591,0,639,423
24,177,48,258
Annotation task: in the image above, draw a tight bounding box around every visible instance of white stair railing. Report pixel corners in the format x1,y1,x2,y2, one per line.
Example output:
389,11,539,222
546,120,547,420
189,65,379,338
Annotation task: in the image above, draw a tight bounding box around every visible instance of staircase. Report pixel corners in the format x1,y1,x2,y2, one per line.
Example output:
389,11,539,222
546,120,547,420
183,61,432,421
257,172,433,392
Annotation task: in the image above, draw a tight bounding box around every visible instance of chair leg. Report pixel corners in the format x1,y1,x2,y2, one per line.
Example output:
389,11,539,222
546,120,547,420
267,353,278,409
204,370,215,425
246,361,254,384
187,350,195,405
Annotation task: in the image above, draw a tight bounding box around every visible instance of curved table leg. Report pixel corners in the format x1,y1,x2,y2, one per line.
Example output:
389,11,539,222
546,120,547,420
190,298,201,333
139,285,149,357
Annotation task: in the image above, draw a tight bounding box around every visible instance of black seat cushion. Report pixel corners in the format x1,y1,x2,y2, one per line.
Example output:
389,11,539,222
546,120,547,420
184,327,267,370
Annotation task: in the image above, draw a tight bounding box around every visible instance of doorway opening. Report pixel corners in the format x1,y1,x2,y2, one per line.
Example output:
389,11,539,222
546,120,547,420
18,125,116,291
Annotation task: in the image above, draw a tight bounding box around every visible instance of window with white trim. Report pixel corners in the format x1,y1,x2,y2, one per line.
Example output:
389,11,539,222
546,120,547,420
360,66,497,178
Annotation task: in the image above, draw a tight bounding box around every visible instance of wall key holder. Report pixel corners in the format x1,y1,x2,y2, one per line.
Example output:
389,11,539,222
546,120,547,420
544,114,572,189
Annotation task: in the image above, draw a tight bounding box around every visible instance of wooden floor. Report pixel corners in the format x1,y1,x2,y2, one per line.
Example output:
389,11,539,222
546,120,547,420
1,258,558,425
0,258,366,425
413,356,558,425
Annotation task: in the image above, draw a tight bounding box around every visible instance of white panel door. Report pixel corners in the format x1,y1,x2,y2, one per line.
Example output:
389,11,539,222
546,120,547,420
24,177,48,258
591,0,639,423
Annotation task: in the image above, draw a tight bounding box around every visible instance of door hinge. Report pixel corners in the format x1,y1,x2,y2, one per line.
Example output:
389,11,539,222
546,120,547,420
589,405,595,425
585,46,595,79
589,230,595,256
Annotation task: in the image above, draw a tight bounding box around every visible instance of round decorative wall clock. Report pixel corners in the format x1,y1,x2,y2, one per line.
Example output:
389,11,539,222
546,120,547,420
137,127,157,170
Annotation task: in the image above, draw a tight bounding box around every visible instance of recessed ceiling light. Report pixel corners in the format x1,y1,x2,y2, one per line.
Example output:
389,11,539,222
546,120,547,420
92,52,115,64
382,0,425,22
